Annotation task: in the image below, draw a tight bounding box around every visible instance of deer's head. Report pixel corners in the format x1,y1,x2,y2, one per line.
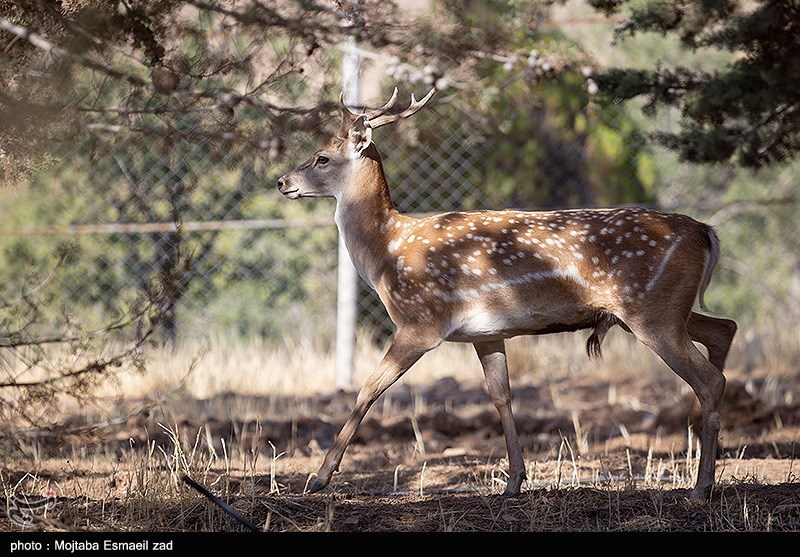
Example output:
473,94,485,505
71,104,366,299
277,88,435,201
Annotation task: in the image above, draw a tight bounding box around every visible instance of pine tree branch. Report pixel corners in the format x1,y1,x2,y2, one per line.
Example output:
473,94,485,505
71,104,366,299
0,17,150,89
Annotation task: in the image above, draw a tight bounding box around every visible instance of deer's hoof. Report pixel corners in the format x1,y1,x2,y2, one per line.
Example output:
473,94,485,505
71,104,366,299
306,479,328,494
501,472,526,497
689,484,713,503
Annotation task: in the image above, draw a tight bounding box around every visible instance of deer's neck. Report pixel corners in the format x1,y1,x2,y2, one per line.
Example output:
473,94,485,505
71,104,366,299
334,149,401,289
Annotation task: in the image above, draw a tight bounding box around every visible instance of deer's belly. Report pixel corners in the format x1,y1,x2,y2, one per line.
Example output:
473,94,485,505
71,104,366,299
445,307,597,343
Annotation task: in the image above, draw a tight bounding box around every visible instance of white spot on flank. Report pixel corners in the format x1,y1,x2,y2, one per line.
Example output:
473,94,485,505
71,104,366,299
646,236,683,291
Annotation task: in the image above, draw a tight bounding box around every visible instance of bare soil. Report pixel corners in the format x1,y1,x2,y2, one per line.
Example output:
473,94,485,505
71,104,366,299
3,371,800,532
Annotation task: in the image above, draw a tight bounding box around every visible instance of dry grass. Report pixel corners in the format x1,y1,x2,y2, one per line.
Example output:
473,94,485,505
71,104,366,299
117,314,800,399
2,317,800,532
5,423,797,532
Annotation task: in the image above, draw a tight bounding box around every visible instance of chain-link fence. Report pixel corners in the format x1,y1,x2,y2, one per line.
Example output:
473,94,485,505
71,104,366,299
2,64,799,376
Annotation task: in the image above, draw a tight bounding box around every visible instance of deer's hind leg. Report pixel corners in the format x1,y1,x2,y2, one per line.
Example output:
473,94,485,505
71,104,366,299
585,312,737,372
687,312,737,372
626,317,726,502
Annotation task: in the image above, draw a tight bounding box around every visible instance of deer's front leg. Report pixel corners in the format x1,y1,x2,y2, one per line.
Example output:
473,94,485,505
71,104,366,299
307,328,437,493
474,340,526,496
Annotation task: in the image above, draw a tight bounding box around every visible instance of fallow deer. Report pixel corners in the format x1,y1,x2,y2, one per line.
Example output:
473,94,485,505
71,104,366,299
277,87,737,502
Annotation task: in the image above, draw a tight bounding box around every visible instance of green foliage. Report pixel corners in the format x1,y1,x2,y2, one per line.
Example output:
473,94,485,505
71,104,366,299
590,0,800,167
384,2,656,214
0,132,338,341
1,2,347,343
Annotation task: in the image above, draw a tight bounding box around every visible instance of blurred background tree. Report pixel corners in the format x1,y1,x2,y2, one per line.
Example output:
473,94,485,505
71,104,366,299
589,0,800,168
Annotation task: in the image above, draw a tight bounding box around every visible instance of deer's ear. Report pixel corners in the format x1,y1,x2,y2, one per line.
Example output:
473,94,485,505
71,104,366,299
346,116,372,157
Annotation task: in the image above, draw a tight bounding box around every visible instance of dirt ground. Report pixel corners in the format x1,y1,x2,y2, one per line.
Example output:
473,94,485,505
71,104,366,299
3,370,800,533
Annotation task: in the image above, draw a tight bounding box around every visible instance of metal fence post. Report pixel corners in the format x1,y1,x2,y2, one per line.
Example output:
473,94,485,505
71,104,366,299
336,36,360,389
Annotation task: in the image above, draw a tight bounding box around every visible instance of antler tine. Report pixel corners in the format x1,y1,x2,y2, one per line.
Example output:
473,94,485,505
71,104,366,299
339,91,358,117
367,88,436,129
365,87,399,119
340,87,399,119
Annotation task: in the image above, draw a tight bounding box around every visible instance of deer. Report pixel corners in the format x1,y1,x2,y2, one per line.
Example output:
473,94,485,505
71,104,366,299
276,87,738,502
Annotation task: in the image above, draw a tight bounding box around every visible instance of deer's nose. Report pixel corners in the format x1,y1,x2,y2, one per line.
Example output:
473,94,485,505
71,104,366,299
277,176,286,190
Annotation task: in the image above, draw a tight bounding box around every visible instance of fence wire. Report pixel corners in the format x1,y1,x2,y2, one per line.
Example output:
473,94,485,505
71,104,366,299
1,81,798,353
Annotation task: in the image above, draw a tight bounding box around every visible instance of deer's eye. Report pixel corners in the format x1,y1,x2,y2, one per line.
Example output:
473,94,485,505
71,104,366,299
316,155,329,166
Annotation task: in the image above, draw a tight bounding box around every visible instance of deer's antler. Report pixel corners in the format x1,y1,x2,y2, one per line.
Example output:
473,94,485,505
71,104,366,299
367,88,435,129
